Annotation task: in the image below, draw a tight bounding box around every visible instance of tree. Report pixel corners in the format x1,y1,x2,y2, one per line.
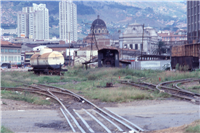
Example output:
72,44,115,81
153,41,166,55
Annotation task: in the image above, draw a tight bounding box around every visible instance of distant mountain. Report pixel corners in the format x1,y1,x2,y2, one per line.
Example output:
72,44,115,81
1,1,187,39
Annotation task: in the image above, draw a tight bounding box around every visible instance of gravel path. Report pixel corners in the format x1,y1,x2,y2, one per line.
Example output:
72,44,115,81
1,99,200,132
106,100,200,131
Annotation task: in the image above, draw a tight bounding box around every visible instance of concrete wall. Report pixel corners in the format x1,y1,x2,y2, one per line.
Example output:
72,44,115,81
129,60,170,70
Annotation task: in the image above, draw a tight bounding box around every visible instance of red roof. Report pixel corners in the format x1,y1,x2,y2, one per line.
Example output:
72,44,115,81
1,40,21,48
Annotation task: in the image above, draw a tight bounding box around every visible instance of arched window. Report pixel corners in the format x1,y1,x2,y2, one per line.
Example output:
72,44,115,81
95,30,97,33
135,44,138,50
99,30,100,33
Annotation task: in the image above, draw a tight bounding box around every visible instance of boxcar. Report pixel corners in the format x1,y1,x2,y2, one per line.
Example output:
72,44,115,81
171,56,199,70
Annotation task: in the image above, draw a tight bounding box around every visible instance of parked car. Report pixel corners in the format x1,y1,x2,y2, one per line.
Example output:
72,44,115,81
1,63,11,68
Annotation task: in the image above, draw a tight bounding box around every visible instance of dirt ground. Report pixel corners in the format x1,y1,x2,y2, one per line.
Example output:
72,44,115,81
1,98,200,133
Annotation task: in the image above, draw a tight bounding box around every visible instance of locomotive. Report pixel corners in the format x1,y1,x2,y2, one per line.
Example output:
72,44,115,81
29,47,67,75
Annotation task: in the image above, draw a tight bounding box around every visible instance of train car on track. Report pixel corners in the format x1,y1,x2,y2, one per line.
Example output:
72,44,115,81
171,43,200,70
29,47,67,75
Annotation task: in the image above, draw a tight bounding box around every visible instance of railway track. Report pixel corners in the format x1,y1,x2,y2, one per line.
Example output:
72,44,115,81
120,78,200,104
1,84,143,133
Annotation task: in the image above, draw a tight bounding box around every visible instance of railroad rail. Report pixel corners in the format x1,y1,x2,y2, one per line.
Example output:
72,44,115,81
1,84,143,133
120,78,200,104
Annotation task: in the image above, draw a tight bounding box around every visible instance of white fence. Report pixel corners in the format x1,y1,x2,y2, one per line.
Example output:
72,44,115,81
129,60,171,70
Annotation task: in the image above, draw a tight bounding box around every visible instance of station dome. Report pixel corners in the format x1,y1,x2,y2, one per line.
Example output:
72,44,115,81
91,15,107,29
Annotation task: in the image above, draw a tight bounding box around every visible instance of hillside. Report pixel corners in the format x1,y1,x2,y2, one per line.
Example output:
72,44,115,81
1,1,187,39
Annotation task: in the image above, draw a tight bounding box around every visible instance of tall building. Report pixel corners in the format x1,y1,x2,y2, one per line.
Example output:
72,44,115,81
59,0,77,42
17,3,49,40
187,1,200,43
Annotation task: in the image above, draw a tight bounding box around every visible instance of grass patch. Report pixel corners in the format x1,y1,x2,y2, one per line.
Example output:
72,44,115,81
2,67,198,103
55,82,170,102
1,90,50,105
185,120,200,133
82,86,153,102
185,85,200,94
146,71,200,84
185,125,200,133
1,126,13,133
188,85,200,90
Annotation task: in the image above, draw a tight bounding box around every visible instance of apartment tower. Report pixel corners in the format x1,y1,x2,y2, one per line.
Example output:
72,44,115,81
59,0,77,42
17,3,49,40
187,1,200,43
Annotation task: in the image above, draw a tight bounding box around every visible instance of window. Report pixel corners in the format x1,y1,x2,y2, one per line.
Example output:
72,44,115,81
14,56,17,61
140,44,143,50
135,44,138,50
1,49,4,53
130,44,133,49
124,44,127,48
99,30,100,33
5,49,8,53
18,56,21,61
25,55,32,58
5,56,7,61
1,56,4,61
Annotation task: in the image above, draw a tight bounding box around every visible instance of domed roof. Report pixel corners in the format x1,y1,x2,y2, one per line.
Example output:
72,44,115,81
129,23,142,26
145,26,153,29
91,15,107,29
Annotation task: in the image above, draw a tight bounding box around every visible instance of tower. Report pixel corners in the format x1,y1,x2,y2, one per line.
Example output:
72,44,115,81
187,1,200,43
59,0,77,42
17,3,49,40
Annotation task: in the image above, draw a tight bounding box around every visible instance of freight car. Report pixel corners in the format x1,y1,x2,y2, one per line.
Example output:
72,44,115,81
171,43,200,70
29,47,67,75
171,56,199,70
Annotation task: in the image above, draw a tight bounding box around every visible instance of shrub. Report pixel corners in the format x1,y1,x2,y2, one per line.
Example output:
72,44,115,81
175,63,179,71
125,75,132,79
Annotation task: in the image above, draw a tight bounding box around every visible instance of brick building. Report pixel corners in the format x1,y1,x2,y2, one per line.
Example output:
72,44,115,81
158,29,187,42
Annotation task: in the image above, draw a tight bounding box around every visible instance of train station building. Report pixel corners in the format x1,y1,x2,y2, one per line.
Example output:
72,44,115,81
0,40,22,65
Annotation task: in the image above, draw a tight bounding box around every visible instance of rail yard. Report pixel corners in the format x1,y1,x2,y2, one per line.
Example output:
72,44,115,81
1,67,200,133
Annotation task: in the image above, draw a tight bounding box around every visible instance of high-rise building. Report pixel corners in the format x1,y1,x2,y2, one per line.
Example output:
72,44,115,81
187,1,200,43
17,3,49,40
59,0,77,42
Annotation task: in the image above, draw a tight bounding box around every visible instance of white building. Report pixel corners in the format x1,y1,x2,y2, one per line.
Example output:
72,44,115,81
59,0,77,42
17,3,49,40
119,23,159,54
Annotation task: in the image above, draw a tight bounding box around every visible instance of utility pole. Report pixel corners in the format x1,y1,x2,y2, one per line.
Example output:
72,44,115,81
141,24,144,61
69,32,71,66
